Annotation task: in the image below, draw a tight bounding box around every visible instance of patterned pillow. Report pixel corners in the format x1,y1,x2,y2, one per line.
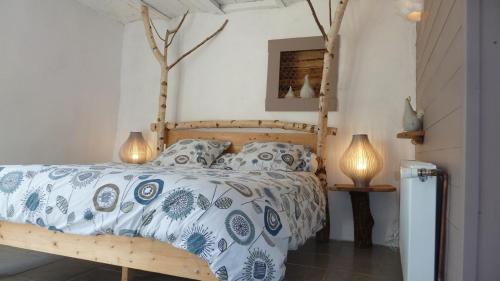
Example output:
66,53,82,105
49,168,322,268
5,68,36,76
152,139,231,168
209,153,236,169
228,142,308,171
296,149,319,173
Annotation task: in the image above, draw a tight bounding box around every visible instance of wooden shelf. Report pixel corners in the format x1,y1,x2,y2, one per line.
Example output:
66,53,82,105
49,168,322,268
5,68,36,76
397,130,425,145
329,184,396,193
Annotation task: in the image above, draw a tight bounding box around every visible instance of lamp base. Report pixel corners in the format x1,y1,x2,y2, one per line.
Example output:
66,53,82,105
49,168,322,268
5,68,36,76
352,179,371,188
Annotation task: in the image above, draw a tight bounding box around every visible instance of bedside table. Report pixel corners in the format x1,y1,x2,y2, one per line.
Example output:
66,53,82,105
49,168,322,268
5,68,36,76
329,184,396,248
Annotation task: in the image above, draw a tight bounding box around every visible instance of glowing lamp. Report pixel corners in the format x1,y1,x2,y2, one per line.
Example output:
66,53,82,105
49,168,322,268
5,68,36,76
339,134,383,188
406,11,422,22
119,132,152,164
398,0,423,22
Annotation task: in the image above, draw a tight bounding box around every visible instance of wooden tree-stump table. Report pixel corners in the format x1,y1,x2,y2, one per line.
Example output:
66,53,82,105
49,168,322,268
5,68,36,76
329,184,396,248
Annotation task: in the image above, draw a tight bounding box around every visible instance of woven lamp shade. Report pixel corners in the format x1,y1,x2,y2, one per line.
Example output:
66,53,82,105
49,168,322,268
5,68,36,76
339,134,383,188
119,132,152,164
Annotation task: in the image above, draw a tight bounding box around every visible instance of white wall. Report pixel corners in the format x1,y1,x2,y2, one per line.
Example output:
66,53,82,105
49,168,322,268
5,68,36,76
0,0,123,274
0,0,123,165
115,0,415,245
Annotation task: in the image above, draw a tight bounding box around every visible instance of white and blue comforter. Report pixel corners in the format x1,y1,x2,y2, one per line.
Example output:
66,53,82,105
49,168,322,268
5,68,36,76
0,163,326,280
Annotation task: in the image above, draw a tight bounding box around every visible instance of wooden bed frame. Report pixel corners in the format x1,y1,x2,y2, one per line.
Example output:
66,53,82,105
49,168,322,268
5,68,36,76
0,1,350,280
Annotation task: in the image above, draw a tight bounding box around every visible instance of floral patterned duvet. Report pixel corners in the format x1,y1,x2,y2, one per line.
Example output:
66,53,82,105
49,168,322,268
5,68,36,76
0,163,326,281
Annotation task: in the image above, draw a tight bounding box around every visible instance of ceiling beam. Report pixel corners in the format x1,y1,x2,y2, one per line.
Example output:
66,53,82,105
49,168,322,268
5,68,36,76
221,0,286,13
206,0,225,14
275,0,287,8
182,0,224,15
140,0,171,19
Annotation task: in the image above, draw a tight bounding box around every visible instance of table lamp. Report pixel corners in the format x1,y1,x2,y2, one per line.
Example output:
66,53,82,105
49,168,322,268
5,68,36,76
119,132,152,164
339,134,383,188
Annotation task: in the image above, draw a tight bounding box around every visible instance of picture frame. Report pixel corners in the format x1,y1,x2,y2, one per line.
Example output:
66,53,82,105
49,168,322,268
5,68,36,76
265,36,339,112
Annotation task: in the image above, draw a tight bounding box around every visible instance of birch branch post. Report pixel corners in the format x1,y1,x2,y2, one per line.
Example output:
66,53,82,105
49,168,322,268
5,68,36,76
306,0,350,241
306,0,349,186
141,5,228,154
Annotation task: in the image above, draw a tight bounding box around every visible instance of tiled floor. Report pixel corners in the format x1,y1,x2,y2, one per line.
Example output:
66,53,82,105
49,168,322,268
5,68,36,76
0,240,402,281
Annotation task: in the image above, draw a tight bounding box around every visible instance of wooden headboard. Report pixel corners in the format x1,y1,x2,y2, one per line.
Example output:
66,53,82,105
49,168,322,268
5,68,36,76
151,120,337,154
166,130,318,153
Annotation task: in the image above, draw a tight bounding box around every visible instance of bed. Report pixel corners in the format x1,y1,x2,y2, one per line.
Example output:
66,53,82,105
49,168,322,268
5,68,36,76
0,162,324,281
0,126,335,281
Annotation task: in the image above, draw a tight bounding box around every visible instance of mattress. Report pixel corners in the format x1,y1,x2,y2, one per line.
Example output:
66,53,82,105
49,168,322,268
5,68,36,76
0,163,326,281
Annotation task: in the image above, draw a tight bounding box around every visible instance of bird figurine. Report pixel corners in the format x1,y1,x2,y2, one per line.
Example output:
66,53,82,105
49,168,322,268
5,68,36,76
284,86,295,98
403,96,423,131
300,74,315,98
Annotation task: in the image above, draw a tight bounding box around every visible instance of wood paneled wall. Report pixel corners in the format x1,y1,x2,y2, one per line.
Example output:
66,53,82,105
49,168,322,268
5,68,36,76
415,0,466,280
476,1,500,280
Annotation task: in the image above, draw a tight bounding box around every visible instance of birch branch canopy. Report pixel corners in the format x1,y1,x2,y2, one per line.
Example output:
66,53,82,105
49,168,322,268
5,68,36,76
140,4,228,153
140,5,228,70
167,10,188,47
168,19,228,69
306,0,328,41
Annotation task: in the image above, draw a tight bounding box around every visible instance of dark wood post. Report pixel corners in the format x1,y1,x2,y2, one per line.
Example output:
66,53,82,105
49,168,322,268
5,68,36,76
349,192,374,248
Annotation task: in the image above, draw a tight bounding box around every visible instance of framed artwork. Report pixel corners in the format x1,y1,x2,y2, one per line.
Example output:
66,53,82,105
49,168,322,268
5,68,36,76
265,36,339,111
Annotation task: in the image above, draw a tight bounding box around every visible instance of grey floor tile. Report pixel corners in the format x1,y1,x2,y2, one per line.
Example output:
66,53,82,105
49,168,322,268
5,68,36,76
66,268,120,281
13,259,99,281
67,267,190,281
0,277,32,281
2,240,403,281
283,264,326,281
0,246,61,277
287,252,332,269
